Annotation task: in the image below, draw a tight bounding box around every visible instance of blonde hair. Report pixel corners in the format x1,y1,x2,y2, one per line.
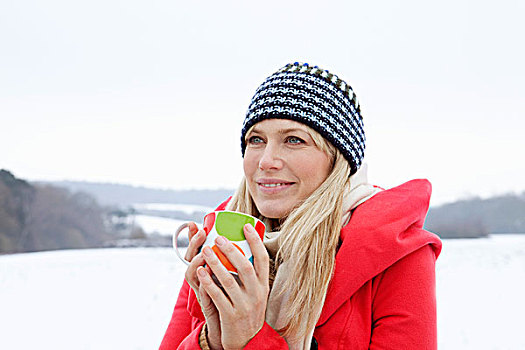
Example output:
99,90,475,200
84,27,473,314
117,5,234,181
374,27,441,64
227,124,352,339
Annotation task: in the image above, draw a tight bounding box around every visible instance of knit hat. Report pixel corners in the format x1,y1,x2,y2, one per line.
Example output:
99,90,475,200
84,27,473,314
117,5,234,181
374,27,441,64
241,62,365,175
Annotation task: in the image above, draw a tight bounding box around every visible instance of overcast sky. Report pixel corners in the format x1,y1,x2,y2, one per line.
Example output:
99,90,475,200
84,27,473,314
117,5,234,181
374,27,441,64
1,0,523,206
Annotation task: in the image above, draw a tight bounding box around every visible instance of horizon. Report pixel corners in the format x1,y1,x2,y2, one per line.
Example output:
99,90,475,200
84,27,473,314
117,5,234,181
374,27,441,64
9,172,523,208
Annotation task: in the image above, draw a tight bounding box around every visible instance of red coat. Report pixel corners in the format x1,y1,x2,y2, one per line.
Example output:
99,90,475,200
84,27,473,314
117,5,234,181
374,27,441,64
160,179,442,349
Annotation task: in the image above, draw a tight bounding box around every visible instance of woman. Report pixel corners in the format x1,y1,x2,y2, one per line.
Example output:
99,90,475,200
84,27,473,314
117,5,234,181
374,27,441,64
160,62,442,349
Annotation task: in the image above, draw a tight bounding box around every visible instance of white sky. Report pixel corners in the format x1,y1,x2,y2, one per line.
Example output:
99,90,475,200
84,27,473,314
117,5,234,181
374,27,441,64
1,0,524,206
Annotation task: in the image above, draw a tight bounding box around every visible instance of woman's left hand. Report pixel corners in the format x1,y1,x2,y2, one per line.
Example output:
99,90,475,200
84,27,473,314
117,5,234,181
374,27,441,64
197,223,270,350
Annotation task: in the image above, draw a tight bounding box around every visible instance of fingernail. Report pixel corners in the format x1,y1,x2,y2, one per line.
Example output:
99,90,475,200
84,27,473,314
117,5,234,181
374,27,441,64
203,246,213,257
216,236,226,246
197,267,206,277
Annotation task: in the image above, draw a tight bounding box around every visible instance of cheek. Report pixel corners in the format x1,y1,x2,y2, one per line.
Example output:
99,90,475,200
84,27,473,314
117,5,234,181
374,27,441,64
300,154,332,188
243,152,258,179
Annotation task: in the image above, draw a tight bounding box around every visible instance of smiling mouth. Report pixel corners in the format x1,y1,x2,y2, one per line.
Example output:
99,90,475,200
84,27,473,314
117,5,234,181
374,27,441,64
259,183,292,188
256,181,295,192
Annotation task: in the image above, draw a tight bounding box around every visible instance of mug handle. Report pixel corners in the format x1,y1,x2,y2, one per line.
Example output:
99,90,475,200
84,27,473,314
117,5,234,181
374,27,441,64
173,222,191,265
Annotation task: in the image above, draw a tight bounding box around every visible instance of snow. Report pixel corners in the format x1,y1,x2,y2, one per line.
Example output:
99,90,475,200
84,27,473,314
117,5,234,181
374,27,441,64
134,215,190,236
0,248,181,350
132,203,213,215
436,234,525,349
1,235,524,349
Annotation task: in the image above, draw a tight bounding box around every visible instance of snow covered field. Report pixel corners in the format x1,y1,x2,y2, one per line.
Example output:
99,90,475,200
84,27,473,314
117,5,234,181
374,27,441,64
133,205,207,236
436,234,525,349
132,203,213,215
1,235,524,349
134,215,188,236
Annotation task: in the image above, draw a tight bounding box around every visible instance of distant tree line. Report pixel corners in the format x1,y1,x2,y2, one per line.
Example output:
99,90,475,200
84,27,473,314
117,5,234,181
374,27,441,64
0,169,111,253
3,169,525,254
425,194,525,238
0,170,159,254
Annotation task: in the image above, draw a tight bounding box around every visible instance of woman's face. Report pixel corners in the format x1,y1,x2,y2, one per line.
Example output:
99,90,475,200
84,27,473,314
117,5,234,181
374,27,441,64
243,119,332,219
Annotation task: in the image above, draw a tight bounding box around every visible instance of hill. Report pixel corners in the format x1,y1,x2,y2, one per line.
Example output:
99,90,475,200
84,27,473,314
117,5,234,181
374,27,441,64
425,193,525,238
0,170,111,253
48,180,525,239
3,174,524,249
44,180,234,207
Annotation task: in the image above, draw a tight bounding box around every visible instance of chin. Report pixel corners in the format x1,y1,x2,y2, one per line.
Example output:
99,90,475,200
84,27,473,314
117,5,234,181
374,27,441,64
256,202,293,220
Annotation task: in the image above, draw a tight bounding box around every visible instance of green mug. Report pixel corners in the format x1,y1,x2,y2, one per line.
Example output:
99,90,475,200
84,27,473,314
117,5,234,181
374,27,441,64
173,211,265,274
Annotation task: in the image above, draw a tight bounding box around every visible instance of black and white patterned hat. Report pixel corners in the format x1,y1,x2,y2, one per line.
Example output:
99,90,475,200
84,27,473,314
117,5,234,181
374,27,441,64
241,62,365,175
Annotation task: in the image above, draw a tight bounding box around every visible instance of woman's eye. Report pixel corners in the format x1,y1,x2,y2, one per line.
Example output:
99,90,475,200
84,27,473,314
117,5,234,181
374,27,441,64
248,136,264,144
286,136,305,144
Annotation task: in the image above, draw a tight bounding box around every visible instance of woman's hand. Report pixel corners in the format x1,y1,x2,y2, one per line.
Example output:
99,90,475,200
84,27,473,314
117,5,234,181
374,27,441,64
197,224,270,350
182,222,223,349
183,222,205,263
183,222,207,298
198,271,223,350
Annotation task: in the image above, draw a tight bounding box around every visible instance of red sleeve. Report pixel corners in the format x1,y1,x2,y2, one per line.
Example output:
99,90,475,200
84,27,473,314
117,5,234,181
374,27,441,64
369,245,438,350
159,280,204,350
243,321,289,349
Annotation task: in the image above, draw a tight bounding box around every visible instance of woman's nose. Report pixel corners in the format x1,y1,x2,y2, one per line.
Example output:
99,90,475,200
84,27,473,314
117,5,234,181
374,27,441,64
258,143,283,170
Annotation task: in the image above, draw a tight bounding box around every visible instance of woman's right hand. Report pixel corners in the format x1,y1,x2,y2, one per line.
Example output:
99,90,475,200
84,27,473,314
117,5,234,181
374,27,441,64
183,222,223,350
183,222,207,297
183,222,205,263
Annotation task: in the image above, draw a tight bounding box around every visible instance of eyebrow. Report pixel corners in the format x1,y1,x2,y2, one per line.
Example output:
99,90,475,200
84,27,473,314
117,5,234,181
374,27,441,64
250,127,309,135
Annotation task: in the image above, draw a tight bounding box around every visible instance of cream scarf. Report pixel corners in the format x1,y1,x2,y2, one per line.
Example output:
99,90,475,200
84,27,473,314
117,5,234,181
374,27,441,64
263,163,382,349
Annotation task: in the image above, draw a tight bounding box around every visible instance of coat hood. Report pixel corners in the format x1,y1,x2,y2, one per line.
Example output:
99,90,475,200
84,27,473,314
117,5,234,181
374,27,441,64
317,178,442,325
